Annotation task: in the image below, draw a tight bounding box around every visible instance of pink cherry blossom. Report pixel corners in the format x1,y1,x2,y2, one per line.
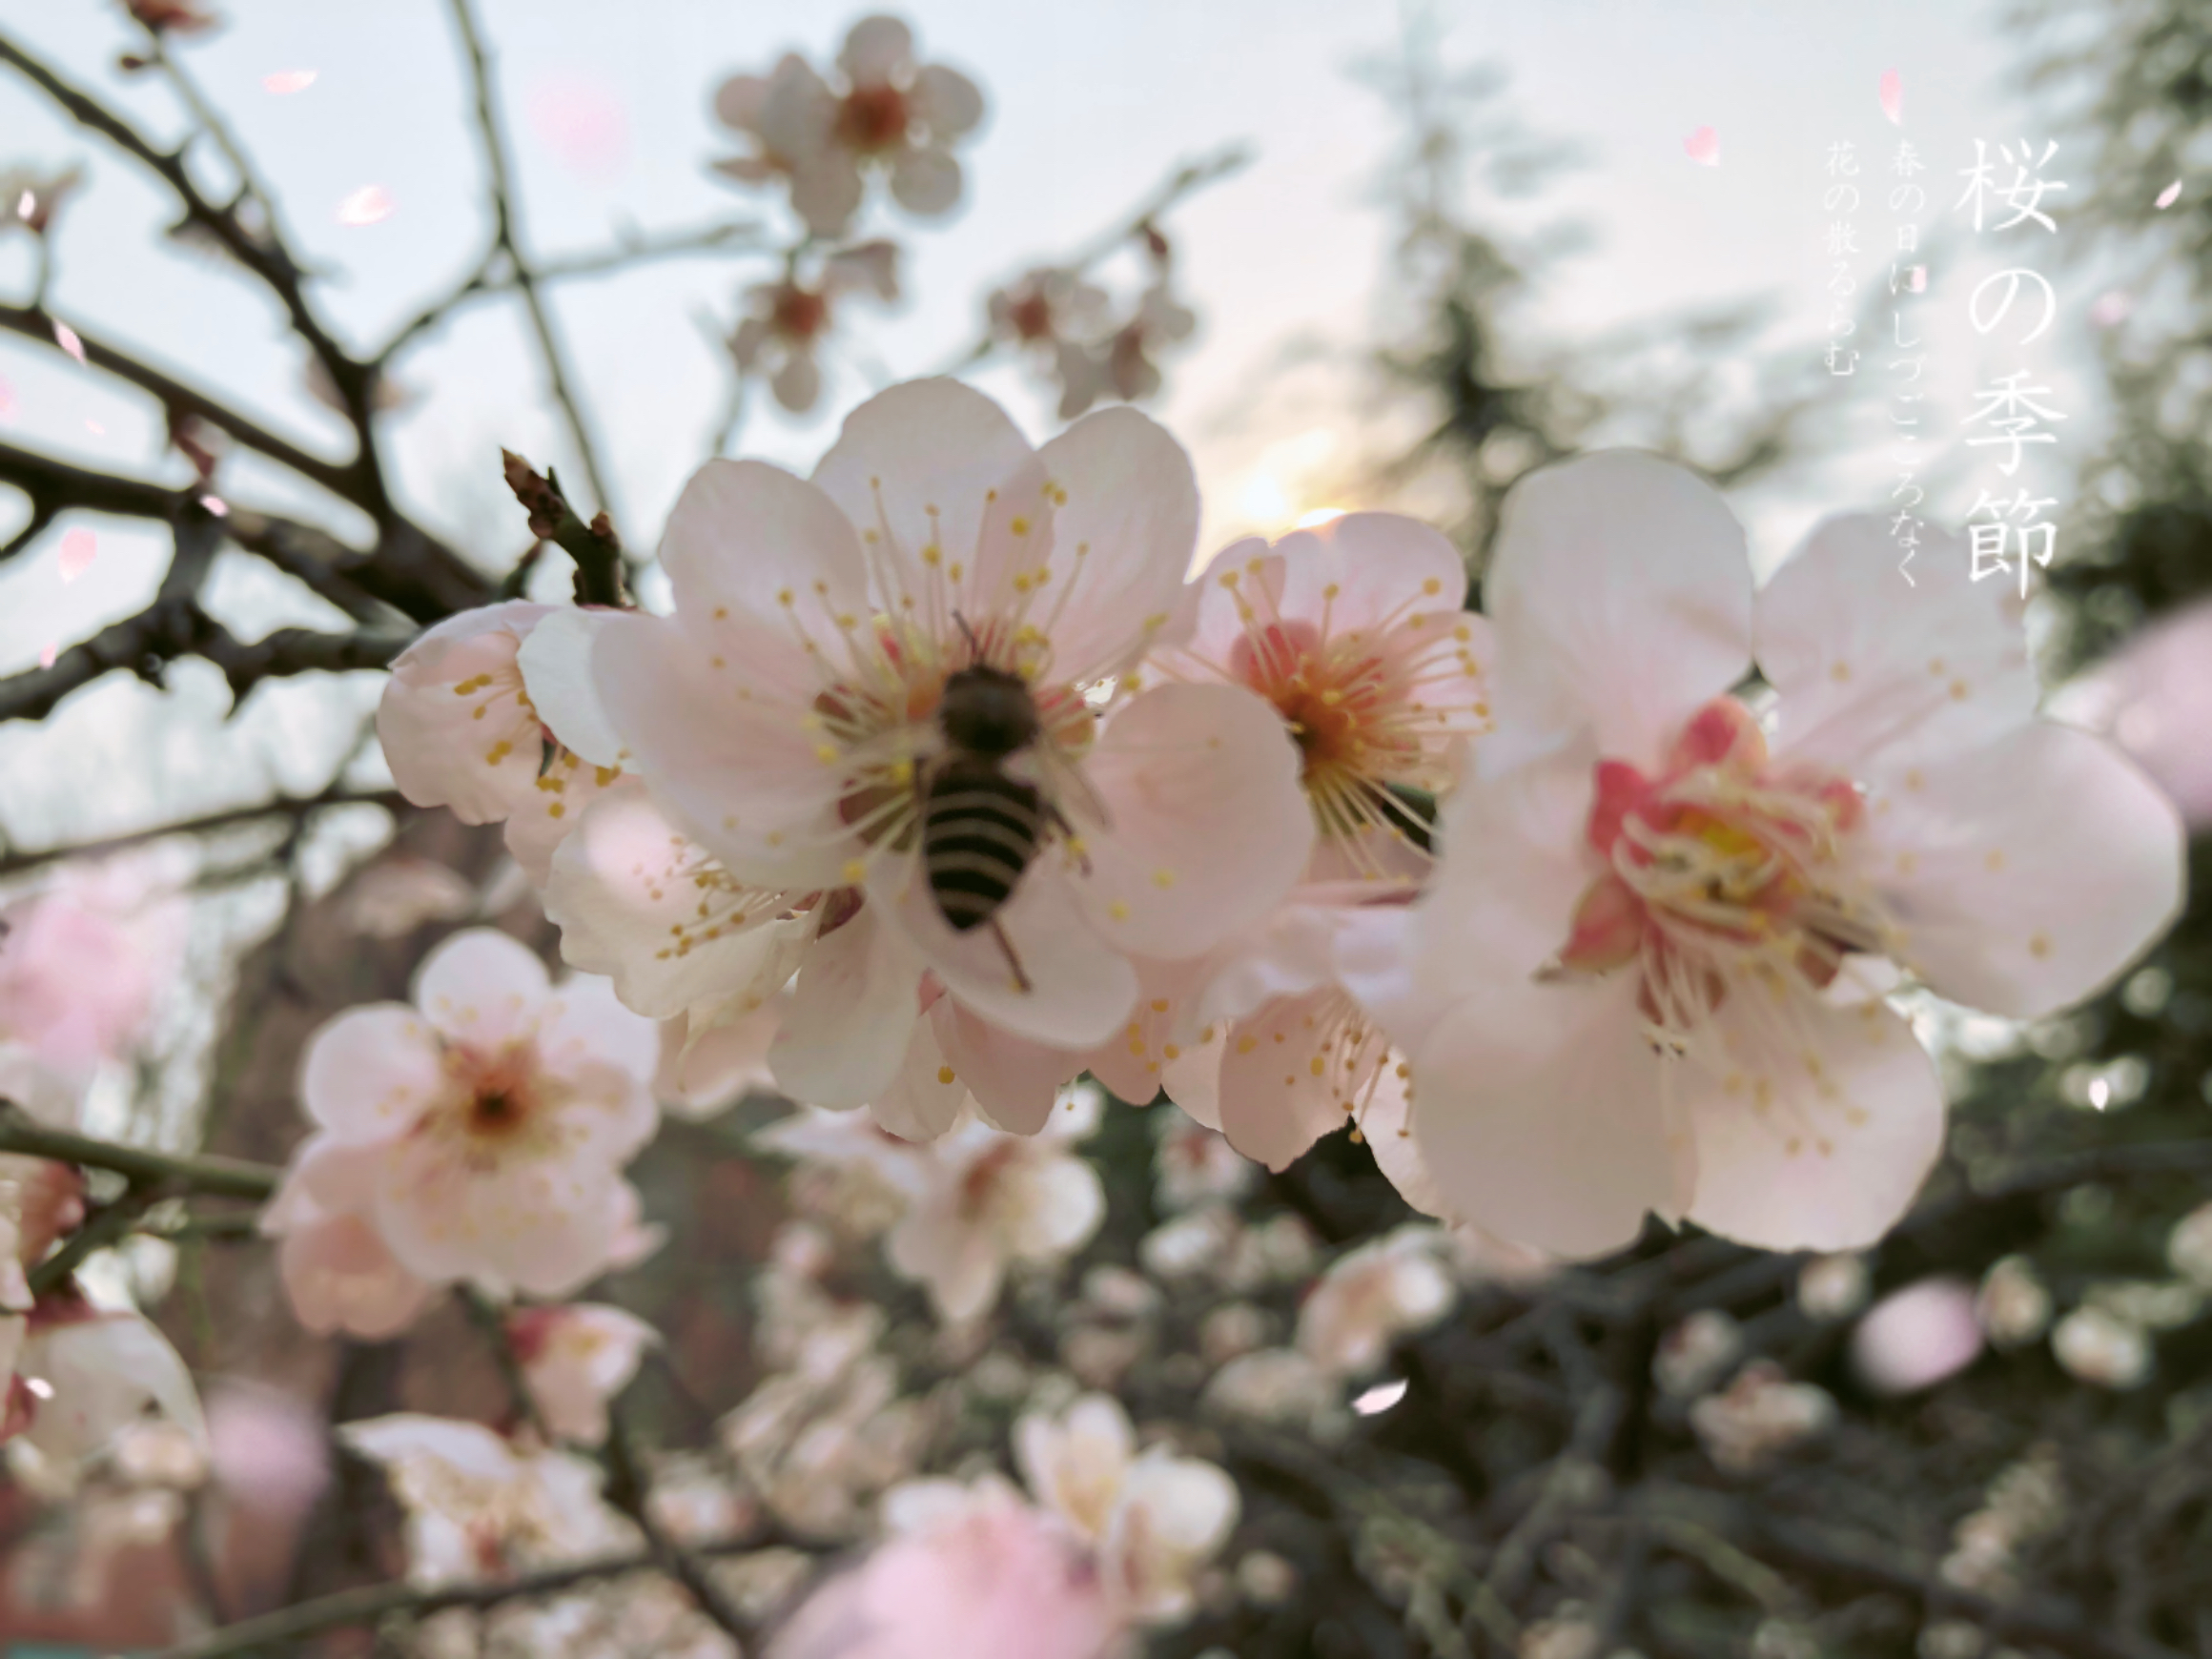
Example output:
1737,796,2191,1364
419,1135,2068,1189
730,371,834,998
259,1133,436,1340
0,861,183,1080
1296,1223,1456,1379
988,266,1109,353
508,1302,658,1444
880,1104,1105,1323
2092,593,2212,828
294,928,660,1301
728,241,900,414
10,1296,206,1469
1111,514,1485,1173
768,1474,1120,1659
376,602,626,884
1347,452,2184,1256
1853,1277,1984,1394
589,379,1313,1122
340,1414,634,1587
711,17,984,237
1014,1392,1239,1626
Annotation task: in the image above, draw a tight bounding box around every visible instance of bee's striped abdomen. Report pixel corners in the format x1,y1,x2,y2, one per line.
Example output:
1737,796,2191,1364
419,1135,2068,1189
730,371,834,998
922,757,1044,932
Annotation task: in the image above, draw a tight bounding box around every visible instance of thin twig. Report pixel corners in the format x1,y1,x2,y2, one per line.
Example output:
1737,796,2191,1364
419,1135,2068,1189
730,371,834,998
0,1108,279,1201
378,219,765,365
0,786,402,882
444,0,618,522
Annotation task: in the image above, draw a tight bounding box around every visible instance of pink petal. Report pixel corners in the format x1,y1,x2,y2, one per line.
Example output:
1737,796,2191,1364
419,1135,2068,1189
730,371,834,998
538,972,661,1094
934,1005,1083,1134
1679,994,1944,1251
1853,1278,1982,1394
1877,70,1903,125
809,379,1039,620
56,528,95,583
1484,451,1752,772
525,72,629,179
542,783,805,1021
768,900,924,1107
2157,179,2182,210
1684,126,1720,166
0,374,14,420
1214,989,1360,1170
1867,719,2183,1019
589,609,853,891
1411,973,1677,1259
412,926,552,1046
838,14,916,85
299,1006,443,1142
335,184,394,226
262,69,317,94
51,320,84,363
870,1016,973,1141
1758,512,2037,775
1018,404,1201,683
1075,683,1313,961
876,859,1137,1051
374,601,552,824
36,642,55,670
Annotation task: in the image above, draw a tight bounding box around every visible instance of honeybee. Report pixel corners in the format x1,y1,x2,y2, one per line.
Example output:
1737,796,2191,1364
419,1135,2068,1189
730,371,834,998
916,625,1088,993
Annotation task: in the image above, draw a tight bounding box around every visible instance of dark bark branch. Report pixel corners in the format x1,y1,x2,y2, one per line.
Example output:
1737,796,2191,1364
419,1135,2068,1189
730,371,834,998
0,784,403,881
0,304,361,502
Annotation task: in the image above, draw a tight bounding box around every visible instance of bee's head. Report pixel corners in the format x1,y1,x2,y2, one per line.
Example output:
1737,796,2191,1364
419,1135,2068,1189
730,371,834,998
938,664,1040,757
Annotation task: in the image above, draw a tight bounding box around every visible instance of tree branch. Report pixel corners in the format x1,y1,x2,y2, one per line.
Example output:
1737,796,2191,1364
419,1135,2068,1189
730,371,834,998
0,1107,279,1201
0,304,362,502
376,218,765,366
0,784,403,881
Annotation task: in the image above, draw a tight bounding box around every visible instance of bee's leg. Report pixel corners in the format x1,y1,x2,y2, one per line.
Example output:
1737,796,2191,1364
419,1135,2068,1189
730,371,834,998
988,916,1034,993
1041,801,1092,875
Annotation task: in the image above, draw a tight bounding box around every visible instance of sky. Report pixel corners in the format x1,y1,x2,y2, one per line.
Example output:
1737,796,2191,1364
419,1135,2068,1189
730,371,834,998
0,0,2106,851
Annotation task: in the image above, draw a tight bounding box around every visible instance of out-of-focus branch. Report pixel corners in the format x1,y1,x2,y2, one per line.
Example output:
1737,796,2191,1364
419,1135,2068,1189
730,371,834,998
377,218,766,365
445,0,617,522
604,1403,758,1643
0,304,360,502
0,1107,279,1201
0,784,403,882
147,1545,703,1659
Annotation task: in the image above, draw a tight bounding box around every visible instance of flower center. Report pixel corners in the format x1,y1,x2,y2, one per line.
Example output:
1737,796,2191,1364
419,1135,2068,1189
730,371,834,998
1553,699,1886,1036
837,84,910,152
435,1044,559,1164
770,285,830,342
1206,559,1490,869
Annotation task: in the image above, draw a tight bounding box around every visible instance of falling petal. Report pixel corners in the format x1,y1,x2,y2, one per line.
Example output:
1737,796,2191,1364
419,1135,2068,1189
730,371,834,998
13,191,31,221
335,185,395,227
525,73,629,179
0,375,14,420
199,494,229,517
38,643,56,670
1908,265,1927,292
1877,70,1903,125
262,69,317,94
84,419,105,436
1684,126,1720,167
1351,1379,1409,1416
58,528,97,583
2091,290,2134,328
2157,179,2182,210
52,321,85,363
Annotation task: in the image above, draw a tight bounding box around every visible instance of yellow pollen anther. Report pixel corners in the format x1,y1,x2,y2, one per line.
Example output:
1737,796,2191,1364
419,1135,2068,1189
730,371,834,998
1011,516,1031,535
1236,1034,1259,1055
1109,899,1131,921
1152,868,1177,889
1422,577,1443,595
937,1066,956,1086
843,859,867,884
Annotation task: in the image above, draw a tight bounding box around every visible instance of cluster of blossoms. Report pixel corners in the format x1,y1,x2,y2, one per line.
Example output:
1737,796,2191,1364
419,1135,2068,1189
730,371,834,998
358,376,2183,1295
985,235,1200,422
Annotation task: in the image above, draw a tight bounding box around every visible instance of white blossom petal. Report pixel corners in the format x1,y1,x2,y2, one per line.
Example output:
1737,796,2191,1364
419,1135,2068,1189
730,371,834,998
1483,450,1752,771
1757,514,2037,773
1868,719,2184,1018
